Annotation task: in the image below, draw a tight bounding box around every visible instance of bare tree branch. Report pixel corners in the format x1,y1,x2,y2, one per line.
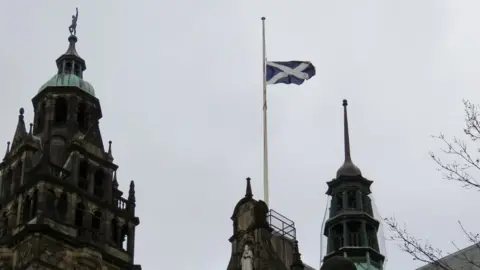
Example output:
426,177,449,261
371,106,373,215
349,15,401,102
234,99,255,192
386,100,480,268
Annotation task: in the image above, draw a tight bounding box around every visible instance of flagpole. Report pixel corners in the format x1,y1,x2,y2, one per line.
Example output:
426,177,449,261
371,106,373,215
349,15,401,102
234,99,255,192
261,17,269,207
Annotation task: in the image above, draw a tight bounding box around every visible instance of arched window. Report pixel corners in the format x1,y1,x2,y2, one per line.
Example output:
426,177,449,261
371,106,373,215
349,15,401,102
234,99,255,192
35,103,45,133
121,224,129,250
22,196,31,223
54,97,68,124
111,219,118,245
92,211,102,241
46,189,56,216
14,161,22,184
2,170,12,198
75,202,86,237
57,192,68,221
93,170,104,199
50,136,66,166
31,190,38,218
78,160,88,191
77,103,87,131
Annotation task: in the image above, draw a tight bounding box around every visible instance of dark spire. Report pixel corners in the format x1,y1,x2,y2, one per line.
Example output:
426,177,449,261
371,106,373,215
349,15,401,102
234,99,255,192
107,140,113,161
28,123,33,136
245,177,253,199
11,108,27,149
290,240,305,270
3,142,10,161
336,99,362,178
128,180,136,203
113,171,119,189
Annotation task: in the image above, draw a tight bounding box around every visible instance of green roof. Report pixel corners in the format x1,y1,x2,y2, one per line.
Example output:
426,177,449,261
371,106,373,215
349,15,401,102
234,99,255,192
38,74,95,96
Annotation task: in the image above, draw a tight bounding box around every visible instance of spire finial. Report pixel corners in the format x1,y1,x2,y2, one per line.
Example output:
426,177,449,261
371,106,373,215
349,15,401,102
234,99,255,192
113,171,119,188
128,180,136,203
245,177,253,198
29,123,33,135
69,7,79,37
107,140,113,160
343,99,351,162
336,99,362,178
3,141,10,160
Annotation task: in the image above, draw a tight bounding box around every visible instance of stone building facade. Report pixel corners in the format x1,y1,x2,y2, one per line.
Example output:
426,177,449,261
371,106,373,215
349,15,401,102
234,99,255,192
0,32,141,269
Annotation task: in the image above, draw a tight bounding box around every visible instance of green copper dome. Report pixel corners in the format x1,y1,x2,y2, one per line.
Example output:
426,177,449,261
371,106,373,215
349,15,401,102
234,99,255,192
38,74,95,96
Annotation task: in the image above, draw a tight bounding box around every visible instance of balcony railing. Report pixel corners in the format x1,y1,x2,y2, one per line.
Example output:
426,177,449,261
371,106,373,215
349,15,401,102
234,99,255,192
268,209,296,241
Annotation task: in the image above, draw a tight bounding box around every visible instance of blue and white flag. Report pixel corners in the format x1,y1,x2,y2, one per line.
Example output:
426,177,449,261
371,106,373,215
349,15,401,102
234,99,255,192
266,61,316,85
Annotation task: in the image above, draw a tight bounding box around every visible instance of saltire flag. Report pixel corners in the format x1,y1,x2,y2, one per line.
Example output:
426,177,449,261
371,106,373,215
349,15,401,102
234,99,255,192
266,61,316,85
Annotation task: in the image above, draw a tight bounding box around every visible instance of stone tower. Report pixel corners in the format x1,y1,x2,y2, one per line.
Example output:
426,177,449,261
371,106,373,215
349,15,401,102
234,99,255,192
322,100,384,269
0,31,141,269
226,177,312,270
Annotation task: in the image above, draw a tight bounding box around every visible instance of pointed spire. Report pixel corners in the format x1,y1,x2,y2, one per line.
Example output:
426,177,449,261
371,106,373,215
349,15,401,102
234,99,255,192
128,180,136,203
112,171,119,189
11,108,27,149
3,142,10,160
107,140,114,161
28,123,33,136
336,99,362,178
245,177,253,199
290,240,305,270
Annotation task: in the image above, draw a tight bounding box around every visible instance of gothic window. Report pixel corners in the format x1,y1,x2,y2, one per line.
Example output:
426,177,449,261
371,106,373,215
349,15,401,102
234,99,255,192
65,62,73,74
22,195,31,223
31,190,38,219
57,192,68,221
35,103,45,133
93,170,104,199
347,190,357,209
2,170,12,198
111,218,118,245
121,224,129,251
54,97,68,124
77,103,87,131
75,202,86,237
46,189,56,217
78,160,89,191
50,136,66,166
14,161,22,184
91,211,102,241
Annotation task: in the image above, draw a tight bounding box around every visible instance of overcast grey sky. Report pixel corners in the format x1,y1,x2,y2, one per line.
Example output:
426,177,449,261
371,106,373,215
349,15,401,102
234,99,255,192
2,1,480,269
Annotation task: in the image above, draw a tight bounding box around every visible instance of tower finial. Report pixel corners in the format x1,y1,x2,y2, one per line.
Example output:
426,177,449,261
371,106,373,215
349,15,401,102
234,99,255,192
3,141,10,160
128,180,136,203
343,99,351,162
245,177,253,198
107,140,114,160
29,123,33,135
336,99,362,178
69,7,79,37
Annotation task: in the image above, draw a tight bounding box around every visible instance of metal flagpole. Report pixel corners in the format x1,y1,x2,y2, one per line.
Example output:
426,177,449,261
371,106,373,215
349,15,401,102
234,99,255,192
261,17,269,207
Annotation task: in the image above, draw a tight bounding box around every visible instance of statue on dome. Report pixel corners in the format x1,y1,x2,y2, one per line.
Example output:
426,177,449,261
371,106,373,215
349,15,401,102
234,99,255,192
241,244,254,270
69,7,79,36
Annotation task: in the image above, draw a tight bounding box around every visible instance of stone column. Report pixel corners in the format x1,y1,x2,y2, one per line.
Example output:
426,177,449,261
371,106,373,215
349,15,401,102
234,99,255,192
127,223,136,257
67,193,78,225
342,221,348,247
15,195,22,225
361,221,368,247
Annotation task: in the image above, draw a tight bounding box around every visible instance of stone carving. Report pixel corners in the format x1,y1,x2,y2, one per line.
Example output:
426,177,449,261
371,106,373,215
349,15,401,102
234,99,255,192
241,244,254,270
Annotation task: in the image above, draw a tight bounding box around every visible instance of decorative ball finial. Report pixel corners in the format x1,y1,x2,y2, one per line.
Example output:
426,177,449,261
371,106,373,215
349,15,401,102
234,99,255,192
261,17,266,20
19,108,24,115
342,99,348,106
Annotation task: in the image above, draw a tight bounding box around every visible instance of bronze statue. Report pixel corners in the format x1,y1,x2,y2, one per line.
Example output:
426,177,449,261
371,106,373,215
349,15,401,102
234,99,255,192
69,8,79,36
